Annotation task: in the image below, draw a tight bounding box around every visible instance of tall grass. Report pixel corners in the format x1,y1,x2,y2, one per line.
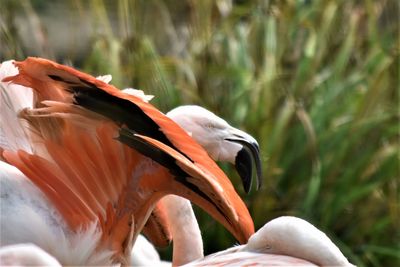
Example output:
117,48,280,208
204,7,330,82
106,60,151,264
1,0,399,266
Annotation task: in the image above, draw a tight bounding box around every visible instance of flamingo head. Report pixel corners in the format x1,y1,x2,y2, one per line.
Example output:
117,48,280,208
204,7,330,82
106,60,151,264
167,105,262,193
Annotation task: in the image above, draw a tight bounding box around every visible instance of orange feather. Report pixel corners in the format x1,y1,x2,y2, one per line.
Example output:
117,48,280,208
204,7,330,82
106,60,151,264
2,57,255,262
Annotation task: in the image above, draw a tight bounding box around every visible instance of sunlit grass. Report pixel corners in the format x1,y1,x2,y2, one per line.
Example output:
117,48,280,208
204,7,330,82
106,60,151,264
1,0,399,266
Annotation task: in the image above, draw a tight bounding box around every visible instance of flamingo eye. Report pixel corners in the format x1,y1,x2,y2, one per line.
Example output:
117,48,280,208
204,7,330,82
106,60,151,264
203,122,216,129
203,121,225,130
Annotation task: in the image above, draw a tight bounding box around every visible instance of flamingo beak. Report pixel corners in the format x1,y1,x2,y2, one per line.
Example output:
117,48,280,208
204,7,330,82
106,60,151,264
225,129,263,193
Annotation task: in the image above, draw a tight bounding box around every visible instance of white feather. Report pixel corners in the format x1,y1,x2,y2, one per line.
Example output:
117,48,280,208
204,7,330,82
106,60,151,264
242,216,355,266
0,60,33,153
96,74,113,84
122,88,154,102
0,243,62,266
131,235,170,267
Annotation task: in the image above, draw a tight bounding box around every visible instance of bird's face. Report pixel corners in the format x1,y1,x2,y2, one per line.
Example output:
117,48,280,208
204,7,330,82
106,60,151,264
167,105,262,193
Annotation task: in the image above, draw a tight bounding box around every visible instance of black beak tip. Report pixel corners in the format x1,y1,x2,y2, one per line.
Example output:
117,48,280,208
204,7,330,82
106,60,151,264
227,137,263,193
235,148,253,193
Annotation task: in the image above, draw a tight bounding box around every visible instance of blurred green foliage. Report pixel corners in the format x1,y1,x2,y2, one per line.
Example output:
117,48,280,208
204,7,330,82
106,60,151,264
1,0,399,266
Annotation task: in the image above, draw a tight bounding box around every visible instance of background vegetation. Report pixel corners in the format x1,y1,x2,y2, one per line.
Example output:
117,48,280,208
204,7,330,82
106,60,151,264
1,0,399,266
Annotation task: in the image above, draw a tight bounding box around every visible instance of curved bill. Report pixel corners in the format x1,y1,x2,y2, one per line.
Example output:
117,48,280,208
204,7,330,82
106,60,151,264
225,135,263,193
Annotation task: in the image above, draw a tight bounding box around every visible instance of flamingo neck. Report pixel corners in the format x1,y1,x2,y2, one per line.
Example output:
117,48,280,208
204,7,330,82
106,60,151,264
162,195,204,266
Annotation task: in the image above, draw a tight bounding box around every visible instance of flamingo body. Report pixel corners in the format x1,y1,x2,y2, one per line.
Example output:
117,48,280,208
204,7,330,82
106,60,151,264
0,58,254,265
185,216,354,266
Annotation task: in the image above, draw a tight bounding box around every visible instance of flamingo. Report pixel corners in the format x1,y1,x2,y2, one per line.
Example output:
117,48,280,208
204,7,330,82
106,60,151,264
0,60,355,266
0,58,254,265
184,216,355,266
0,60,261,265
